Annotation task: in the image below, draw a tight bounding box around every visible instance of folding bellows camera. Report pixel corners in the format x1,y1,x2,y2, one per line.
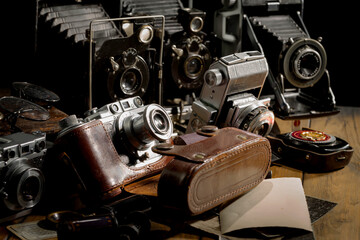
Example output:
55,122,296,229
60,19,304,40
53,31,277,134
36,3,164,114
240,0,338,119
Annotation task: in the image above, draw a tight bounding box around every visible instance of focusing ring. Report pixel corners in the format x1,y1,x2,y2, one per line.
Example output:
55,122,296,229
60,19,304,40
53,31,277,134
3,165,44,211
281,38,327,88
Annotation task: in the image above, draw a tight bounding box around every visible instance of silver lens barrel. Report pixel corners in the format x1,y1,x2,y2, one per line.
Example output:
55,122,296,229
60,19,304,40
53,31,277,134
124,104,173,149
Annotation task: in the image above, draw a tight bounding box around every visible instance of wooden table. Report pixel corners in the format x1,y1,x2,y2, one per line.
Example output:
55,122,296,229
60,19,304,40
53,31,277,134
0,106,359,240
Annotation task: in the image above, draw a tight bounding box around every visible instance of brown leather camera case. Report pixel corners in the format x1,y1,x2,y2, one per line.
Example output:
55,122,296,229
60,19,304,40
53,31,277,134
55,119,173,201
152,127,271,215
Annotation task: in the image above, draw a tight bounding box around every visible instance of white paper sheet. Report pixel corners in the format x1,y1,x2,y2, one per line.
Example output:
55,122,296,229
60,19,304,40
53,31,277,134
220,177,313,235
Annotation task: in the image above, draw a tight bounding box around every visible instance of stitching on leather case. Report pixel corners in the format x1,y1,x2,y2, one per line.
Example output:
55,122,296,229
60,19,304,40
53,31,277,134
188,141,271,213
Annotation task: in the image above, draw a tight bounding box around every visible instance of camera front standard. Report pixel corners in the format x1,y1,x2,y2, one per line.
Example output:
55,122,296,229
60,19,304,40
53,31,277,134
186,51,274,137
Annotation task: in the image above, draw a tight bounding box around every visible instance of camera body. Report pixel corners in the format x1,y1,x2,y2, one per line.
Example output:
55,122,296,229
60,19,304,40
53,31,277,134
36,3,164,114
56,96,173,201
241,0,338,119
120,0,216,104
163,7,214,102
0,132,46,222
186,51,274,137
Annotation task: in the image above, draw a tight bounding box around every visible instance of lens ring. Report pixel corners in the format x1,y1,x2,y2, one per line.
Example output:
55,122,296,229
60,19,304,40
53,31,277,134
184,55,204,79
144,104,173,141
120,68,143,95
4,167,44,211
138,25,154,44
282,38,327,88
293,47,322,80
190,16,204,32
150,110,169,134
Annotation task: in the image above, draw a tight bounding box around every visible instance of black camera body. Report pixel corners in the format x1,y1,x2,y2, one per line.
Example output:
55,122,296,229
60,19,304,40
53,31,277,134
0,132,47,222
163,8,214,103
241,0,338,119
120,0,217,105
186,51,274,137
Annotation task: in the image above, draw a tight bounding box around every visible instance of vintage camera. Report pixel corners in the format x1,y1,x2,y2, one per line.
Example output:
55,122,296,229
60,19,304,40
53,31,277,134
186,51,274,137
120,0,216,105
241,0,338,119
55,96,173,201
0,131,47,222
36,3,164,114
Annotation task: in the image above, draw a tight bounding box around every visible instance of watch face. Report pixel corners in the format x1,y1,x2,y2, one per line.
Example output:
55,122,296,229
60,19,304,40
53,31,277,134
290,130,336,144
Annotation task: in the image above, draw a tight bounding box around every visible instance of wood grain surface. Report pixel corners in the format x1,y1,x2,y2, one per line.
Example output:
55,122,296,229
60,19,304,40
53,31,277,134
0,106,359,240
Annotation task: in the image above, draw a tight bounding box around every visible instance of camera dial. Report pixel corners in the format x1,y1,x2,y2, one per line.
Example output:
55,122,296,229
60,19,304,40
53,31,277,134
204,69,223,86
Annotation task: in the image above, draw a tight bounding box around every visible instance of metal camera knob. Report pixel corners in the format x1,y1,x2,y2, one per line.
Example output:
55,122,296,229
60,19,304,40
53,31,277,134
204,69,223,87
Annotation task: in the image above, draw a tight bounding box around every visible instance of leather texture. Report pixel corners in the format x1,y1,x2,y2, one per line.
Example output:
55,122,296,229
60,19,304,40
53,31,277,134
268,135,353,172
55,119,173,201
153,127,271,215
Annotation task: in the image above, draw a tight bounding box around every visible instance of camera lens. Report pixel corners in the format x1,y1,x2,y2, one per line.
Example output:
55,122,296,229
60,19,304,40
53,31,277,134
190,16,203,32
293,47,322,80
123,104,173,150
120,69,142,95
138,25,153,43
184,56,203,79
152,110,168,133
282,38,327,88
21,176,40,201
3,164,44,211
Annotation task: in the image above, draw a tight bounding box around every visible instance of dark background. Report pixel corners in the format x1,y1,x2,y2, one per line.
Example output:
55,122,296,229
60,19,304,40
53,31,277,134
3,1,359,107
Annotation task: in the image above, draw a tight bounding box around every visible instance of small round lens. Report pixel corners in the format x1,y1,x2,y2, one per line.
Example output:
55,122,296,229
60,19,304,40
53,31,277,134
190,17,203,32
184,56,204,79
21,176,40,201
120,69,142,95
187,58,202,74
151,110,169,134
138,25,153,43
294,49,321,79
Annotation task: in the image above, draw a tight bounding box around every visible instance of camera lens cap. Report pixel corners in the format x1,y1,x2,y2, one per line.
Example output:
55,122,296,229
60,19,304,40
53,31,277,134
12,82,60,107
0,96,50,121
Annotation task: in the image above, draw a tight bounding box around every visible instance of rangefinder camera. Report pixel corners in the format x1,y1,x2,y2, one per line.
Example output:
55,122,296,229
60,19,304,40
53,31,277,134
56,96,173,201
241,0,338,119
186,51,274,137
0,131,47,222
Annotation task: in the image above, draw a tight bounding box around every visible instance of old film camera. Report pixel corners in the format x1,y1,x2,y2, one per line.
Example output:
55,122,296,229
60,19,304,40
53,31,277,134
0,131,47,222
121,0,216,105
241,0,338,119
186,51,274,137
36,3,164,114
56,96,173,201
